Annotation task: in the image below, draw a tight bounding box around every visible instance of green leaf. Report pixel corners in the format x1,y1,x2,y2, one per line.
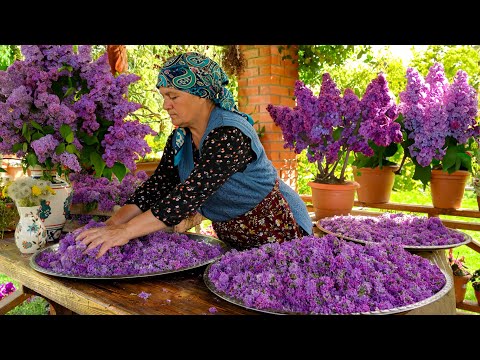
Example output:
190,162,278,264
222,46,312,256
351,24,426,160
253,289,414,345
64,87,75,98
332,127,343,141
111,162,127,182
102,167,112,180
66,144,78,155
30,121,44,132
0,168,6,173
25,153,38,167
412,164,431,187
442,146,459,171
83,135,98,145
90,152,106,177
22,142,27,152
59,124,73,141
55,143,66,155
12,143,23,152
31,132,44,141
43,126,55,135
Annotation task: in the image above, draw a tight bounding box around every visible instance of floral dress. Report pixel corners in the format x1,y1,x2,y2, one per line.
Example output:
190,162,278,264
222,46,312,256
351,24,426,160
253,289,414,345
127,126,305,249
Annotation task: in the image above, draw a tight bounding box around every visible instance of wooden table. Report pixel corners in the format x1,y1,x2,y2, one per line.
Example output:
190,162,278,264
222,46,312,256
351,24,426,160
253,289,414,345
0,234,257,315
0,232,457,315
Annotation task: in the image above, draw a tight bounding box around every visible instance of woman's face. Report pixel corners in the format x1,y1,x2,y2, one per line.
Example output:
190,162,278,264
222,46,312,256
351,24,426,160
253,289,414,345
158,87,208,128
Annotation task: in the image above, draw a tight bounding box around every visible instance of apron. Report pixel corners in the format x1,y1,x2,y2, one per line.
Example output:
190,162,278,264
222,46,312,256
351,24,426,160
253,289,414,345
212,179,306,250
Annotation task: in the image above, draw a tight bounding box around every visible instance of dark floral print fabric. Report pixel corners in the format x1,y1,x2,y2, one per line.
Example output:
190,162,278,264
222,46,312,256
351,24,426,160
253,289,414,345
126,126,254,226
212,179,306,250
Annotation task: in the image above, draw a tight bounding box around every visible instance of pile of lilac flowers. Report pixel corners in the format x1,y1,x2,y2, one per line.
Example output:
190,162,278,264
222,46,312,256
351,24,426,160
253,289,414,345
0,45,155,178
319,213,466,247
69,171,149,212
0,282,16,300
35,220,224,277
266,73,402,184
206,234,446,314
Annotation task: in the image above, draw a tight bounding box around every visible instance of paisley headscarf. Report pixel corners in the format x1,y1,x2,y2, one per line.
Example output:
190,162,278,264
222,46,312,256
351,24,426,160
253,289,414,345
156,52,254,166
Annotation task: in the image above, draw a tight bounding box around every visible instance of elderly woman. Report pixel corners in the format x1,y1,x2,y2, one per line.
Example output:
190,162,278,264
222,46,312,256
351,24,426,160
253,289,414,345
76,51,312,258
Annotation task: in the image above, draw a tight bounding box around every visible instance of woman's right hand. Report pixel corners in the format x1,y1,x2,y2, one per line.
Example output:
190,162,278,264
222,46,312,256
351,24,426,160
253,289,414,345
173,212,204,233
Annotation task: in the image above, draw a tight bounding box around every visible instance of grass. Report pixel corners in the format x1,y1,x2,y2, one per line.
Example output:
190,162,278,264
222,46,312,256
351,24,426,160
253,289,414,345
1,188,480,315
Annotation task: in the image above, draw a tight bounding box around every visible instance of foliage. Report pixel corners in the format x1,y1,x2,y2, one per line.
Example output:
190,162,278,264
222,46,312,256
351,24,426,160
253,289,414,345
0,45,155,182
470,269,480,291
0,45,21,71
279,45,374,87
0,177,18,238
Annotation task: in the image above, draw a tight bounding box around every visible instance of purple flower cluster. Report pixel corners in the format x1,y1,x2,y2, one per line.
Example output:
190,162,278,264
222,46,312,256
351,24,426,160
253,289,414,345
267,73,402,184
319,213,466,247
69,171,149,212
399,62,479,168
206,234,445,314
35,220,224,277
0,45,156,178
0,281,16,300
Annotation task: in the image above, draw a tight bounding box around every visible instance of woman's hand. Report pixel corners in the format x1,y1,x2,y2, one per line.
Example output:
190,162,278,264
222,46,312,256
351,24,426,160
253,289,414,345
75,224,133,259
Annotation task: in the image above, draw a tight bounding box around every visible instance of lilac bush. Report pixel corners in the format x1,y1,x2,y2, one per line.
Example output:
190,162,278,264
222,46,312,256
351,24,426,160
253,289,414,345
267,73,402,184
0,45,156,181
318,213,466,247
398,62,479,186
206,234,446,314
35,220,224,277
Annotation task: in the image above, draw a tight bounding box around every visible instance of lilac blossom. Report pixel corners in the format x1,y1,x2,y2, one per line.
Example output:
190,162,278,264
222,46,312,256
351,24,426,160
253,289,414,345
0,45,156,178
34,220,225,277
206,234,446,314
267,73,402,184
399,62,478,173
319,213,466,247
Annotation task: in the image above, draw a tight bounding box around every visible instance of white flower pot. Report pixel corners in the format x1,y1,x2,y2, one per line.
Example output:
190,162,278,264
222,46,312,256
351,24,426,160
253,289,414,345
14,205,47,254
29,166,73,242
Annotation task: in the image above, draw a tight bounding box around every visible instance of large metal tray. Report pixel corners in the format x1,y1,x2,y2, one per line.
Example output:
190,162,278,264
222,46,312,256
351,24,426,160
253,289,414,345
30,233,229,280
316,222,472,251
203,264,452,315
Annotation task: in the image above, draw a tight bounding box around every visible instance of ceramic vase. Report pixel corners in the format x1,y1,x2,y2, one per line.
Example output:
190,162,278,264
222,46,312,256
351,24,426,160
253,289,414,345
430,169,469,209
29,166,73,242
14,205,47,254
353,165,399,204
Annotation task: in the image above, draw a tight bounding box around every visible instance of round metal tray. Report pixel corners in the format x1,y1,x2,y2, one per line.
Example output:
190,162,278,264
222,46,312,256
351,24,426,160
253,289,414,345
30,233,229,280
316,222,472,251
203,264,452,315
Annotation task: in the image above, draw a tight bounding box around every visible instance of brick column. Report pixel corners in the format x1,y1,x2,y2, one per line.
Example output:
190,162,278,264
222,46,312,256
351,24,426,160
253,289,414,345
237,45,299,190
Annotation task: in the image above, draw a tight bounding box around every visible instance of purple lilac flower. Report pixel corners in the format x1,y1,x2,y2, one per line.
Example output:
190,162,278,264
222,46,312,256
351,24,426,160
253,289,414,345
207,234,446,314
319,213,466,247
0,282,16,300
208,306,218,314
35,220,225,277
138,291,151,300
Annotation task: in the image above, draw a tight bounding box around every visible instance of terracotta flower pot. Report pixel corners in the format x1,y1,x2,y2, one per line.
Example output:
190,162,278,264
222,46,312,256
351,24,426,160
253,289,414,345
453,274,471,304
308,181,359,220
353,165,399,204
430,169,470,209
475,289,480,306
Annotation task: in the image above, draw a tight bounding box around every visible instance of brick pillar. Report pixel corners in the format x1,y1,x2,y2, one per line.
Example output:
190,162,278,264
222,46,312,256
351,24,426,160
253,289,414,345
237,45,299,190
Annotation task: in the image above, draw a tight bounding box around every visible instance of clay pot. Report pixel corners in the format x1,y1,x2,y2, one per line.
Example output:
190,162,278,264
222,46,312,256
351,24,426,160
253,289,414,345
308,181,359,220
353,165,399,204
430,169,470,209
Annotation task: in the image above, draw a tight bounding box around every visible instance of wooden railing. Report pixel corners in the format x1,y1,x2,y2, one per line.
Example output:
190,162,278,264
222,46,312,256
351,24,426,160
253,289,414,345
300,194,480,314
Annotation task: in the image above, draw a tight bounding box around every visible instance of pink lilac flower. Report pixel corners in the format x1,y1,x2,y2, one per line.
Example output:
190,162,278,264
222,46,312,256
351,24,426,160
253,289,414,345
34,220,225,277
318,213,466,247
206,234,446,314
0,282,16,300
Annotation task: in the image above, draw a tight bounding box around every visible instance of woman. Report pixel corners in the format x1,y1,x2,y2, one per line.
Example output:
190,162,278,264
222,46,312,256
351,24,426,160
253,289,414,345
76,51,312,258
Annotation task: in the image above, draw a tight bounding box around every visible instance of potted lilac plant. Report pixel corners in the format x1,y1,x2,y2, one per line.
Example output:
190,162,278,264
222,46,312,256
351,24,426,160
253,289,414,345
267,73,402,218
397,62,479,209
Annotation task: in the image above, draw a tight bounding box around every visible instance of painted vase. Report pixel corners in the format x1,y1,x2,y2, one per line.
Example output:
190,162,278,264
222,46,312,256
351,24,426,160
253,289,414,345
29,166,73,242
14,205,47,254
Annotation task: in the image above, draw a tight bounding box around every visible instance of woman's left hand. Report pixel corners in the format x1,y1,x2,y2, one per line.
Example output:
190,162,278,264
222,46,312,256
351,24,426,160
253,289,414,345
75,224,132,259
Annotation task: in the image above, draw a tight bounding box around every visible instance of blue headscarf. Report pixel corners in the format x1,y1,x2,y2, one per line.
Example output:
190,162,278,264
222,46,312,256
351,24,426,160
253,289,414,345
157,52,254,166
